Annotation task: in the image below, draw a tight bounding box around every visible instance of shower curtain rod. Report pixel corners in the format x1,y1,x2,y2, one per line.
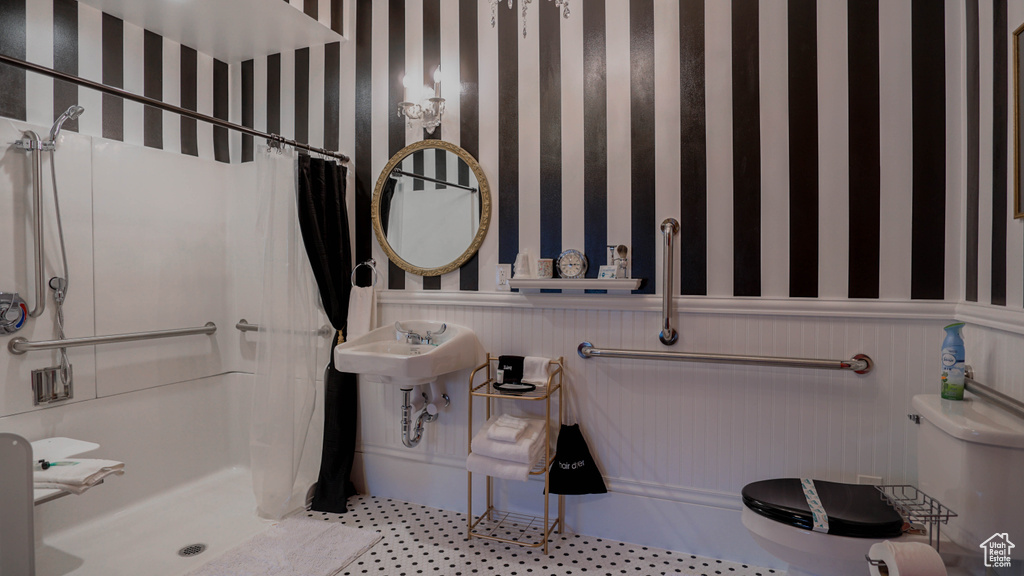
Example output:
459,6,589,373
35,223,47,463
0,53,349,163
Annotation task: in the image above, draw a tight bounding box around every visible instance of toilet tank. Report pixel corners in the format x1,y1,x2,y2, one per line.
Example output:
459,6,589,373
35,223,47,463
913,394,1024,549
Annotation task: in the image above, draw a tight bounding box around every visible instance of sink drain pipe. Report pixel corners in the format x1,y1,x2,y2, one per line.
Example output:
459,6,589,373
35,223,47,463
400,386,450,448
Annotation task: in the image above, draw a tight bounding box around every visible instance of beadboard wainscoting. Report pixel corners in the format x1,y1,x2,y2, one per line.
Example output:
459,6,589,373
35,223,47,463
348,297,1005,566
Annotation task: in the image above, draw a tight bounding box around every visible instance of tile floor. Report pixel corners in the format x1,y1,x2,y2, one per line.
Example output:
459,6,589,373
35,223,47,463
309,495,777,576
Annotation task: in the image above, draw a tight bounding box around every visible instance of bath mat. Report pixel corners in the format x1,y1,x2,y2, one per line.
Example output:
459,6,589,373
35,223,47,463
184,516,381,576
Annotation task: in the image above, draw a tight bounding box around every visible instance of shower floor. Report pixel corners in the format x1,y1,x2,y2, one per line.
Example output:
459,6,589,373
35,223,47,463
34,469,775,576
35,467,274,576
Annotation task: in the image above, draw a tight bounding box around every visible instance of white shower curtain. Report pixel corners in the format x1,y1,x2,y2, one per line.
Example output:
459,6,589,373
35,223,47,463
249,144,325,520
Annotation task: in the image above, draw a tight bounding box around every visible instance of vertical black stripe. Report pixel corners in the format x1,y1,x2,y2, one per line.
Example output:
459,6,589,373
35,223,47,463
422,0,442,291
630,0,655,294
583,0,607,279
241,59,254,162
497,1,520,272
0,0,27,121
304,0,318,20
324,42,341,151
295,47,310,145
909,0,945,300
965,0,979,302
848,0,881,299
143,30,162,149
53,0,79,132
180,45,198,156
992,0,1008,306
331,0,344,35
459,0,480,291
788,0,818,298
388,0,406,289
213,59,229,163
679,0,707,296
267,53,281,135
354,0,374,288
540,0,562,269
413,151,425,190
102,13,124,141
731,0,761,297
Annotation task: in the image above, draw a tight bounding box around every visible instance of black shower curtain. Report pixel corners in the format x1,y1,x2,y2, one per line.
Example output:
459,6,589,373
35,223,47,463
296,154,357,513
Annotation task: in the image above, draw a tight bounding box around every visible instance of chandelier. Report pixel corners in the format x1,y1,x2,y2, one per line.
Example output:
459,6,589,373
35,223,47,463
488,0,571,37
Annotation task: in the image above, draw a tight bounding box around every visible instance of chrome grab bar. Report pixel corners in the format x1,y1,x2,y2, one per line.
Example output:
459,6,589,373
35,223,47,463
577,342,874,374
235,319,333,338
660,218,679,345
8,322,216,355
964,367,1024,421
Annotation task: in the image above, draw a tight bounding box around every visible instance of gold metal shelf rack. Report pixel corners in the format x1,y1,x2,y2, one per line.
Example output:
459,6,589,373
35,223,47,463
467,355,565,555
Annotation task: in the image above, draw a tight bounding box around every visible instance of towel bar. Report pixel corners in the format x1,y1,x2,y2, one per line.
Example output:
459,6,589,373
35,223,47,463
235,319,333,338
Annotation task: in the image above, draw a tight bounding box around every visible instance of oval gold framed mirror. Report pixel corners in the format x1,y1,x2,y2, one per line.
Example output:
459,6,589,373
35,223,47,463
372,140,491,276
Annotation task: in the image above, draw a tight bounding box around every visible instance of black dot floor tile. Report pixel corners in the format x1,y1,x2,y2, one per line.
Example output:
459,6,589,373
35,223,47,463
305,495,771,576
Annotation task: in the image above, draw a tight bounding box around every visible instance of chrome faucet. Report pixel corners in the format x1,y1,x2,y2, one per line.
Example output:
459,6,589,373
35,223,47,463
394,321,447,345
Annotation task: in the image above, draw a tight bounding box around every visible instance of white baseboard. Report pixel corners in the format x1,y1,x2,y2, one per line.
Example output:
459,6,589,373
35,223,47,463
351,445,782,569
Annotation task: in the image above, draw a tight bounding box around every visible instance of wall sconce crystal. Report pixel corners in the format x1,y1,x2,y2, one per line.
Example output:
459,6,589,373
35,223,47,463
397,66,445,135
488,0,570,37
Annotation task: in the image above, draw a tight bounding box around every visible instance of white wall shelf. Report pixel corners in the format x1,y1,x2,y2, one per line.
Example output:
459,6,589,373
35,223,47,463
78,0,345,63
508,278,642,293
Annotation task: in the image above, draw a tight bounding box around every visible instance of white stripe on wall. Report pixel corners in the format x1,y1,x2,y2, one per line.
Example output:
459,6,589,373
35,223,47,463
308,44,326,151
123,21,145,148
704,0,734,297
654,0,681,295
25,0,53,128
440,0,462,293
759,0,789,298
196,50,214,161
878,0,914,299
517,0,541,269
161,36,181,155
476,1,500,288
561,2,585,273
817,0,850,299
77,3,103,138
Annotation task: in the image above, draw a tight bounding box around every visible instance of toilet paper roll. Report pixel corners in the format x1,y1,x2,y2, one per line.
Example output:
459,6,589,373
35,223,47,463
867,541,947,576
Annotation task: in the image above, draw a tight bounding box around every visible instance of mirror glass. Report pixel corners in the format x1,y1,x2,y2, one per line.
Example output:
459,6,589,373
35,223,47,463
372,140,491,276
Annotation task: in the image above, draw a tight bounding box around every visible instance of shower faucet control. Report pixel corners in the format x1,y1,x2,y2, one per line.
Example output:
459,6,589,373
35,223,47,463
0,292,28,334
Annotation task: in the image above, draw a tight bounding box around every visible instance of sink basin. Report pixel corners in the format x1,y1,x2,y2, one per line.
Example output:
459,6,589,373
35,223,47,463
333,321,481,386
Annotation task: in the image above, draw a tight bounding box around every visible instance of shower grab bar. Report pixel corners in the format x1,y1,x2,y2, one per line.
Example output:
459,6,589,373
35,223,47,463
0,53,348,163
660,218,679,345
235,319,333,338
963,367,1024,421
7,322,216,355
577,342,874,374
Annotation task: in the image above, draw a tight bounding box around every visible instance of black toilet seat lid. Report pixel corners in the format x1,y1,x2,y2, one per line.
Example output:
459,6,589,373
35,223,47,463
742,478,904,539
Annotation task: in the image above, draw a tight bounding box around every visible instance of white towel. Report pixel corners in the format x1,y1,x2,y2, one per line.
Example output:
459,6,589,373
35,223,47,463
34,458,124,493
471,415,546,464
466,453,536,482
345,286,376,341
487,414,530,443
521,356,552,385
184,517,382,576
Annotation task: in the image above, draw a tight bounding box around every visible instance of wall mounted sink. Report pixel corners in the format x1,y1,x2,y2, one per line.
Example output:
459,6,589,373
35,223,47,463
333,321,481,386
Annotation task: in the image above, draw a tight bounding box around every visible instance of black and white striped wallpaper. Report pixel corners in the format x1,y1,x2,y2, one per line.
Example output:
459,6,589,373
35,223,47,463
2,0,1022,308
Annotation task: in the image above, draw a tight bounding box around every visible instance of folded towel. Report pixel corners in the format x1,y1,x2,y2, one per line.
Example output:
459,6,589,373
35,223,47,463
521,357,552,385
466,453,536,482
487,414,529,443
472,415,546,464
34,459,124,493
345,286,376,342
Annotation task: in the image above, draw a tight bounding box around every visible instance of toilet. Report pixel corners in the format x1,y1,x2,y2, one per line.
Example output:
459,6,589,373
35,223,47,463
742,394,1024,576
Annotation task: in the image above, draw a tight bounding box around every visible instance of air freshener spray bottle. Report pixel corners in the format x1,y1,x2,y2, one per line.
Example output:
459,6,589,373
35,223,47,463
940,322,966,400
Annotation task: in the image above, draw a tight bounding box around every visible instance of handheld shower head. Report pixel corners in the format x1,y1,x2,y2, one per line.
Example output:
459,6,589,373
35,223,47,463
48,105,85,143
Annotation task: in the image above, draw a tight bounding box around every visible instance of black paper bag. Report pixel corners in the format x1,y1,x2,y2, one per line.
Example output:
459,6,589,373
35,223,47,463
548,424,607,495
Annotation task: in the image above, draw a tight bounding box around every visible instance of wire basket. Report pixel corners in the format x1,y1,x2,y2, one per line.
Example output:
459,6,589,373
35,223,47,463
876,484,957,551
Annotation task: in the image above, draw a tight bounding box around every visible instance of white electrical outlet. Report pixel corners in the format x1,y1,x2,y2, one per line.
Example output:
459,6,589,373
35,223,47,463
495,264,512,291
857,474,883,485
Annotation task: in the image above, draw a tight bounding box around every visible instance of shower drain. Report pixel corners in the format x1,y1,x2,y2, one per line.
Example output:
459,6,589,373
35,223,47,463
177,543,207,557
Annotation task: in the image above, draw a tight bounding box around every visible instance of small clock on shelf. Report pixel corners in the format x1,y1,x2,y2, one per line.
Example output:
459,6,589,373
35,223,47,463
556,249,588,279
